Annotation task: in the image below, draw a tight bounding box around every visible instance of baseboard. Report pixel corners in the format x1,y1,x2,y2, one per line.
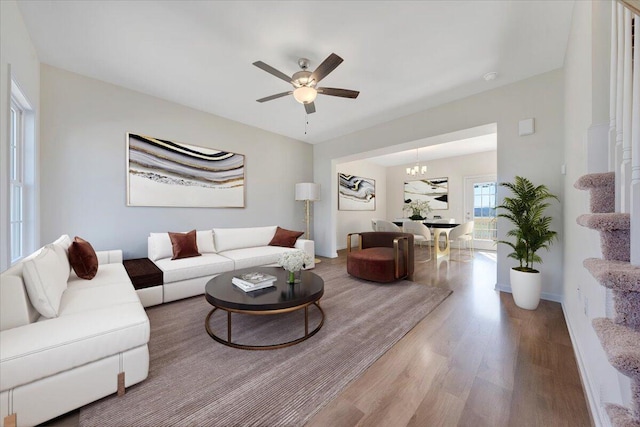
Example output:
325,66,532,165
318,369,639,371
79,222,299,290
562,302,609,427
494,282,510,293
541,291,563,303
494,283,562,303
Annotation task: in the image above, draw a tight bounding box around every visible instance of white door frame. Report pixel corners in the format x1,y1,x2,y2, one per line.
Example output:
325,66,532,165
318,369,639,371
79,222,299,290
463,174,497,251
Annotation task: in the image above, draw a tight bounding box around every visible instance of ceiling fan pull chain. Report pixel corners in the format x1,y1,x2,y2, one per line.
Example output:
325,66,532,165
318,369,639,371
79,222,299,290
305,114,309,135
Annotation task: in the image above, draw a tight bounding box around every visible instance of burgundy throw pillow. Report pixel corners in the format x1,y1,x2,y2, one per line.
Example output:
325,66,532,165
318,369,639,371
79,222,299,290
68,236,98,280
268,227,304,248
169,230,201,260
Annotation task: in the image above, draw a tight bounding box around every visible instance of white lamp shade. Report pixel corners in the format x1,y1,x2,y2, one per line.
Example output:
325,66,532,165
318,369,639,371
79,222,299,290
295,183,321,201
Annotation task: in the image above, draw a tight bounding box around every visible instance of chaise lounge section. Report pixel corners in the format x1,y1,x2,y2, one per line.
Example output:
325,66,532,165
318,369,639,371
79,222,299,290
0,236,150,427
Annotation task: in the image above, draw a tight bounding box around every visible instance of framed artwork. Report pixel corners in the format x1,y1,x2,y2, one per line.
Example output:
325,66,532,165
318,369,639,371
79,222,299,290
338,173,376,211
404,178,449,210
126,133,245,207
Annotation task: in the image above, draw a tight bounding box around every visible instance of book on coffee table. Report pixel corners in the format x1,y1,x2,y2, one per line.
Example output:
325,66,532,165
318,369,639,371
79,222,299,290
234,272,276,285
232,283,277,296
232,272,277,292
232,278,275,292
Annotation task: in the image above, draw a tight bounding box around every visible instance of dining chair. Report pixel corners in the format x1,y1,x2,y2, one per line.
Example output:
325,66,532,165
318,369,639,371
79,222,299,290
375,220,402,232
448,221,475,261
371,218,381,231
402,221,432,262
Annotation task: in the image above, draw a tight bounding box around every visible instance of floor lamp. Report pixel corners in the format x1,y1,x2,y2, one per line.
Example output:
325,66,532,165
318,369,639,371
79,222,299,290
295,182,321,263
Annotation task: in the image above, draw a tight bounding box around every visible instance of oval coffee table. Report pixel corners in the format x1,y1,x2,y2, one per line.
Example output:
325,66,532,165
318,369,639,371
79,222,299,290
204,266,325,350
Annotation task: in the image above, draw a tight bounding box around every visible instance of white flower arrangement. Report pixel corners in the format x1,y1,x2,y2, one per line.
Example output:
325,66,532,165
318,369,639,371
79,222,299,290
404,199,431,217
279,250,312,272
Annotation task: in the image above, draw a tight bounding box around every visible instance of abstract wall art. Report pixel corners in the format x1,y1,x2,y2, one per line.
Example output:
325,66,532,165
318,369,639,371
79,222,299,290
126,133,245,207
404,178,449,210
338,173,376,211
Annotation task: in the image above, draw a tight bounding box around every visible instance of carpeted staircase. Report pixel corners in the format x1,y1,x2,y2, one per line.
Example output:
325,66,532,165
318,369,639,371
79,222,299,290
575,172,640,427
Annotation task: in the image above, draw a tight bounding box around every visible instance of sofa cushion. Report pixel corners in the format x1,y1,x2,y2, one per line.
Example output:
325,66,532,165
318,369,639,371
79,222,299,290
213,226,277,252
68,237,98,280
59,281,141,317
0,302,149,391
22,245,68,318
154,253,234,283
268,227,304,248
149,230,215,261
67,263,133,289
219,246,299,270
169,230,201,260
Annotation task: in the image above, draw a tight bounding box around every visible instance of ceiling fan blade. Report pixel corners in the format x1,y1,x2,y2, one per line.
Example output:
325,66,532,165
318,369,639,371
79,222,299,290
317,87,360,99
309,53,343,85
256,91,292,103
304,102,316,114
253,61,292,84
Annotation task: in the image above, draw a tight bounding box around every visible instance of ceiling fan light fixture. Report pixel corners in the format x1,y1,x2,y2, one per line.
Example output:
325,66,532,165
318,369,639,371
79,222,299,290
293,86,317,104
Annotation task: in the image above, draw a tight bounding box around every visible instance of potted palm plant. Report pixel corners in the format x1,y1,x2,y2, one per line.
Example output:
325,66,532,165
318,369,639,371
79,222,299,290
497,176,558,310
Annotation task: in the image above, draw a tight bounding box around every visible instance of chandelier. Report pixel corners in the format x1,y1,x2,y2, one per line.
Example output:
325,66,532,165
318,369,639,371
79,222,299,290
406,148,427,177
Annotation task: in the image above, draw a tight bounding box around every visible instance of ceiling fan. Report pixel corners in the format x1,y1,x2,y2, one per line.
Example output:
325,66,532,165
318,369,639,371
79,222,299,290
253,53,359,114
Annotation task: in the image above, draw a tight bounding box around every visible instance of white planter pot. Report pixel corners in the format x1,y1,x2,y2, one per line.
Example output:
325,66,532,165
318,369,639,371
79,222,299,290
510,268,541,310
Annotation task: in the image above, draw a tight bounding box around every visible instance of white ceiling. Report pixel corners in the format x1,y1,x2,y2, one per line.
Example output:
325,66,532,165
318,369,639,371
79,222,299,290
18,1,574,144
366,133,497,167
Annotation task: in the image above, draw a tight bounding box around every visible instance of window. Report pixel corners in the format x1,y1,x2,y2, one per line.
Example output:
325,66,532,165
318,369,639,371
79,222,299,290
10,96,25,263
8,80,35,266
473,182,497,241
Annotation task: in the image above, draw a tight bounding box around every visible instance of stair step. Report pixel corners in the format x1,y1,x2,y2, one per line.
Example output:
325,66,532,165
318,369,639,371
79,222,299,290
575,172,616,213
613,290,640,332
577,213,631,261
606,403,640,427
584,259,640,292
592,318,640,380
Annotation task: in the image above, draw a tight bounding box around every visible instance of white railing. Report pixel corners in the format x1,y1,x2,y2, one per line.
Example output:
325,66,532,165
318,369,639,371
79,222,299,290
610,2,639,265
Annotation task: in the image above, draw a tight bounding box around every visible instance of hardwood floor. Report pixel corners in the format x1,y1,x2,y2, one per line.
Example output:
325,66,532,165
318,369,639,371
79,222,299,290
306,248,592,427
43,247,591,427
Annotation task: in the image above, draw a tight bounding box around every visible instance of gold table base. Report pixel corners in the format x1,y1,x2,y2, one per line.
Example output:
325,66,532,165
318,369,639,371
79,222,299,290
433,228,452,258
205,301,325,350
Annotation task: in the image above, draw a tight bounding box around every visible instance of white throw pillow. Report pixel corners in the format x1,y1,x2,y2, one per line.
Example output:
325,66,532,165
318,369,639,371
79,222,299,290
196,230,216,254
149,233,172,261
213,226,277,252
149,230,216,261
52,235,71,279
52,234,72,251
22,244,69,318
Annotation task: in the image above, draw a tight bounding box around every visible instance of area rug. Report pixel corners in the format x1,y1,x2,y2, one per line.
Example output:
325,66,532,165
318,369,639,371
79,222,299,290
79,263,451,426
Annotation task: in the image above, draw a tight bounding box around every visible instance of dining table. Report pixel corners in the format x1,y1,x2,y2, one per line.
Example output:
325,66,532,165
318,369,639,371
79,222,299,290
393,221,459,258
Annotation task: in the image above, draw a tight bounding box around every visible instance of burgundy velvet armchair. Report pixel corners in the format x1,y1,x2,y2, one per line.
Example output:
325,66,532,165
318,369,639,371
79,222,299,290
346,232,414,283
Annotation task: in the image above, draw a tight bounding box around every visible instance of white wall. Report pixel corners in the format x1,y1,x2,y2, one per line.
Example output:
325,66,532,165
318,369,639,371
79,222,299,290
562,1,627,425
0,0,40,271
40,65,312,259
335,160,387,250
386,150,497,222
314,70,564,301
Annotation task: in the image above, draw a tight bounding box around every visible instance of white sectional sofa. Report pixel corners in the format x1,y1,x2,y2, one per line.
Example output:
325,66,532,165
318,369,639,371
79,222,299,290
0,236,150,427
146,226,315,304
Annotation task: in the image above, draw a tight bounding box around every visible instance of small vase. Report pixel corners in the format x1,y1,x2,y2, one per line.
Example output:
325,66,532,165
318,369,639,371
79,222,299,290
287,270,296,284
